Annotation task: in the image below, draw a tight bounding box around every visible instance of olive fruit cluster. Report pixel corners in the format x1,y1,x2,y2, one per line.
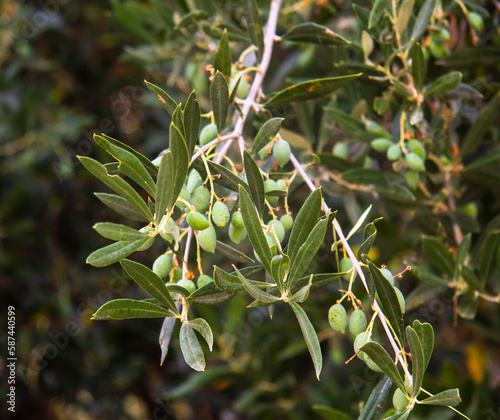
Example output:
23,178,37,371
328,305,368,336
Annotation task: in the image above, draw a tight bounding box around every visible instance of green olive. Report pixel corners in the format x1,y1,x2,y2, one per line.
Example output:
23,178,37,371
328,303,347,334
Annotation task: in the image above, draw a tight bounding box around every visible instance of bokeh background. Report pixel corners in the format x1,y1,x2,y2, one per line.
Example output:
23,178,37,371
1,1,500,419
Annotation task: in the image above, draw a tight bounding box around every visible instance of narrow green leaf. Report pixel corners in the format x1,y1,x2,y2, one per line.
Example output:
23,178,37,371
289,274,313,303
271,254,289,293
383,412,410,420
93,222,149,242
288,217,329,289
239,186,272,273
192,286,237,305
184,91,201,158
412,320,434,371
121,259,179,314
86,238,149,267
360,342,405,391
159,316,177,364
460,93,500,156
252,118,284,153
144,80,177,116
165,284,194,299
210,71,229,133
406,327,425,398
410,265,450,286
246,0,264,60
368,0,389,29
424,71,462,98
94,193,149,222
454,233,471,281
150,0,174,30
202,23,251,42
410,0,437,45
418,389,461,406
191,158,250,193
78,156,153,222
168,124,189,211
213,266,269,293
244,150,265,217
180,323,206,371
175,10,209,29
188,318,214,351
358,375,393,420
396,0,415,35
480,231,500,286
92,298,175,320
213,29,232,79
282,22,350,45
216,240,255,263
264,74,361,108
288,188,322,263
155,152,172,227
458,292,479,319
357,219,380,265
421,236,454,278
369,262,405,344
411,43,426,92
110,0,157,44
289,302,322,380
312,405,351,420
292,272,343,292
346,205,372,241
94,135,156,198
234,265,281,303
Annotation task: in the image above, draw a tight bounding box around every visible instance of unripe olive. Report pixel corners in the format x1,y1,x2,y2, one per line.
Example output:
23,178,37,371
405,170,420,190
138,227,155,251
212,201,230,227
429,40,450,59
272,139,291,167
276,179,287,191
340,257,353,280
393,388,408,412
354,332,370,359
173,267,183,281
152,254,172,279
268,220,285,243
380,268,394,286
349,309,368,336
363,157,376,170
198,225,216,253
432,27,450,43
365,120,390,138
371,138,393,153
280,214,293,231
394,287,406,314
232,211,245,228
264,179,279,205
469,12,484,31
176,184,190,210
407,139,426,159
328,303,347,334
229,77,249,99
387,144,402,161
177,279,196,295
364,353,383,372
197,274,213,288
187,170,203,194
191,185,211,212
405,152,426,172
200,123,218,145
333,143,349,160
187,211,210,230
461,202,478,219
229,224,247,244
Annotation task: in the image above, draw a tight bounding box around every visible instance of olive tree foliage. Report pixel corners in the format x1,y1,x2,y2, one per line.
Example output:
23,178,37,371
79,0,498,418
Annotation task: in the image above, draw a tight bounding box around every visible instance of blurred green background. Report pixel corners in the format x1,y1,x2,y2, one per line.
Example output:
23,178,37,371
1,1,500,419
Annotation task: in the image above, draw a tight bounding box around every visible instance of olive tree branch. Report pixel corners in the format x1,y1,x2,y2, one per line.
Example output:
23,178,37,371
288,150,412,380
